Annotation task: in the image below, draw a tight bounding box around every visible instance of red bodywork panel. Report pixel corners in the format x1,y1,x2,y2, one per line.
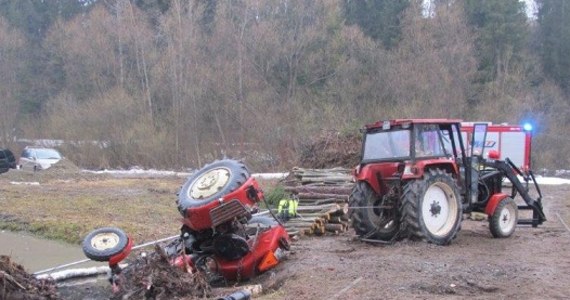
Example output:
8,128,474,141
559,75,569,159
182,177,262,231
173,225,289,280
365,119,463,130
215,225,288,280
108,237,133,266
355,159,459,195
485,193,509,216
354,162,400,195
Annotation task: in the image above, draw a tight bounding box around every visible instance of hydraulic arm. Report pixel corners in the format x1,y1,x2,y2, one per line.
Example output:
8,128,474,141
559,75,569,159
481,158,546,227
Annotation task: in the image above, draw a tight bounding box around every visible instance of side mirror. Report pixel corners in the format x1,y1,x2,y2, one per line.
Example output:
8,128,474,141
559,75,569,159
488,150,500,160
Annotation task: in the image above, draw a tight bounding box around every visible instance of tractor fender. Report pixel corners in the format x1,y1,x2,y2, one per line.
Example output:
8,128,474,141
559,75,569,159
353,163,400,195
485,193,510,216
354,165,381,195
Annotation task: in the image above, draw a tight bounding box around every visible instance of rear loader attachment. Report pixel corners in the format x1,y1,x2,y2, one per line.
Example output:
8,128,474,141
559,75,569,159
481,157,546,227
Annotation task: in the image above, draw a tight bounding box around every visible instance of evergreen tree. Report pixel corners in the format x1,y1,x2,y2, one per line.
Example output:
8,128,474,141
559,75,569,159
343,0,410,49
464,0,528,82
537,0,570,92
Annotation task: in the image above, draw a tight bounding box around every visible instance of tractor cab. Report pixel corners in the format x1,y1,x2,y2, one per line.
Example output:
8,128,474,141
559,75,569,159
357,119,467,195
350,118,546,246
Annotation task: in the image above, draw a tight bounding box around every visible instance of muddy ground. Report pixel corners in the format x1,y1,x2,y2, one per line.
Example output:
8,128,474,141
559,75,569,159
273,187,570,300
55,184,569,300
1,166,569,299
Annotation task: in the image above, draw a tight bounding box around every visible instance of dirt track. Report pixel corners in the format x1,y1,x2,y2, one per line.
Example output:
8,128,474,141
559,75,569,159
260,184,570,300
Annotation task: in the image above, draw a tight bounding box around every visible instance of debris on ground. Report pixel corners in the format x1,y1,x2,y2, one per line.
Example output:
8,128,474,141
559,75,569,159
0,255,59,299
43,158,81,174
2,158,89,183
297,131,361,169
112,245,211,300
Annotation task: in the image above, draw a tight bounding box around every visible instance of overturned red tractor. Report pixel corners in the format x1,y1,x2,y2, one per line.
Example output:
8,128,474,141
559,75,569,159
82,160,290,289
349,119,546,245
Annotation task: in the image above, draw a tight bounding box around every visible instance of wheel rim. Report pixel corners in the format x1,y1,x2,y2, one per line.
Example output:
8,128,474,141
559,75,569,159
189,167,231,199
421,182,458,236
498,203,516,234
90,232,121,251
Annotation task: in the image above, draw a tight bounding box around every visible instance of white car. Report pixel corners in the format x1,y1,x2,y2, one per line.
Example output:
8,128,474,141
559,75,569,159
19,147,62,171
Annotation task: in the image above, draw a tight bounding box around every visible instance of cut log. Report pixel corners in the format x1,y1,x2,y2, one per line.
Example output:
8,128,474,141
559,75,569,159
298,193,348,200
325,223,345,232
298,198,342,206
293,203,340,212
329,204,349,217
284,186,354,195
297,212,330,221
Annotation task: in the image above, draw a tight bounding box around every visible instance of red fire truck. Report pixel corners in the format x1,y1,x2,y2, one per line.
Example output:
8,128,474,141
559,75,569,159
460,122,532,171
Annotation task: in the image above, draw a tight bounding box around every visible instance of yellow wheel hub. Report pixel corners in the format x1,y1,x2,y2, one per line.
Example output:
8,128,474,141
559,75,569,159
90,232,121,251
189,167,231,199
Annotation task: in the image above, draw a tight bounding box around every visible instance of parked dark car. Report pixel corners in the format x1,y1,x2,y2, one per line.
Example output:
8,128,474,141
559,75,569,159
0,148,17,174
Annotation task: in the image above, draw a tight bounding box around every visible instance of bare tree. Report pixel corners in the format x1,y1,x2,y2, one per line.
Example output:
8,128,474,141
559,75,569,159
0,18,25,147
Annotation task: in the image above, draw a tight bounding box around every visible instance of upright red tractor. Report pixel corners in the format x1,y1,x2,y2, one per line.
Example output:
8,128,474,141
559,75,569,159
349,119,545,245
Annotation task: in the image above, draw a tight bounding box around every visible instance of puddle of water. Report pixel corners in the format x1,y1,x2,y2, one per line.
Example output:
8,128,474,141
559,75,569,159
0,230,106,273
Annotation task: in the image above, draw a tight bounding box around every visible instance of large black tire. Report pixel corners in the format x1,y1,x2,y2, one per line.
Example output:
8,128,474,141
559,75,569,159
177,159,250,215
400,169,462,245
348,182,400,241
82,227,129,262
489,197,518,238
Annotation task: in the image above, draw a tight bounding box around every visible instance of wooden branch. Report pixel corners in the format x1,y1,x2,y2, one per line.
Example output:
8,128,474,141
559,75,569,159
1,270,26,290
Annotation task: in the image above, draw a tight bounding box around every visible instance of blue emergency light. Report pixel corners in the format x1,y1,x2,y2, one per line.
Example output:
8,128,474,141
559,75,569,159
523,122,533,131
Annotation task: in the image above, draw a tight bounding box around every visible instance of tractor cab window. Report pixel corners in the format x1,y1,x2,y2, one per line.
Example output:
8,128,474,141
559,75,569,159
441,126,462,158
414,125,445,158
362,129,411,161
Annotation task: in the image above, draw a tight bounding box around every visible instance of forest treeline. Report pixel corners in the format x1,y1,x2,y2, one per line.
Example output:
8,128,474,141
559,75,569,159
0,0,568,171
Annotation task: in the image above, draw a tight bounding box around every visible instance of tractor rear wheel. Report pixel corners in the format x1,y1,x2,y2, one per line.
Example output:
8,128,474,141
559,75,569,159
489,197,518,238
177,159,250,215
400,169,462,245
349,182,400,241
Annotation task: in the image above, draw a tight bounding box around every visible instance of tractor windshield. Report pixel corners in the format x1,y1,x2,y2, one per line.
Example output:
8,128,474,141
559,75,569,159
414,125,447,158
362,129,411,161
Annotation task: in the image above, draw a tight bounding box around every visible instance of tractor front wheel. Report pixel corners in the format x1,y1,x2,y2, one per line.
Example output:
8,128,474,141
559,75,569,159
349,182,400,241
489,197,518,238
82,227,129,262
400,169,462,245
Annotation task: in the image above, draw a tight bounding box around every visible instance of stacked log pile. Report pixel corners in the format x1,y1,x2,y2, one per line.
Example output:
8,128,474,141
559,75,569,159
280,167,354,237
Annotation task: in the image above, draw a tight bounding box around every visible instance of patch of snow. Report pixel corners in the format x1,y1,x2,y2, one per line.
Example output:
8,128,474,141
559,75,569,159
82,168,191,178
82,168,289,180
252,173,289,180
10,181,40,185
533,176,570,185
81,167,570,185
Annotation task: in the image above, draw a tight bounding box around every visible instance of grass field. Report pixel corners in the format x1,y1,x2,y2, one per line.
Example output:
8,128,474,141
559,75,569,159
0,175,184,244
0,170,282,245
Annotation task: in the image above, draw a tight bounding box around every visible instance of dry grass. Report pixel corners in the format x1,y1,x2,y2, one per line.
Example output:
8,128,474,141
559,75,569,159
0,175,184,244
0,170,282,246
